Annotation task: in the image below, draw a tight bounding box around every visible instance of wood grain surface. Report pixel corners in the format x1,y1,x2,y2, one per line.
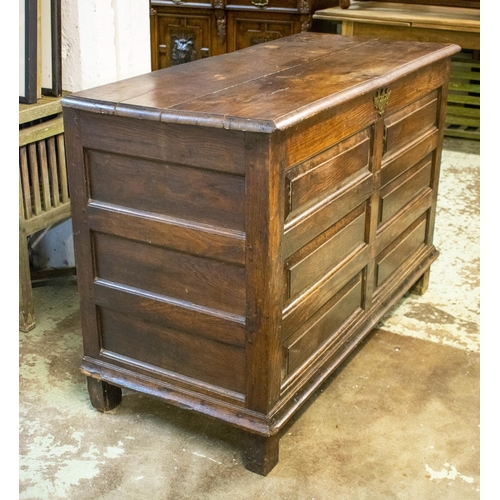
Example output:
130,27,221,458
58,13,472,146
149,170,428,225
62,32,459,475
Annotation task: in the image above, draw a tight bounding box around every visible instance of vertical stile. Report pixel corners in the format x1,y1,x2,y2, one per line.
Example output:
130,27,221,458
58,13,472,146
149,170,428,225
39,140,52,211
28,143,42,216
57,134,69,203
47,136,60,207
364,120,384,309
19,147,32,220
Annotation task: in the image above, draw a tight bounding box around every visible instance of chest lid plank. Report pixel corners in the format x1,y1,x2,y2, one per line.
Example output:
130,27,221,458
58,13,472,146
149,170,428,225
62,33,460,132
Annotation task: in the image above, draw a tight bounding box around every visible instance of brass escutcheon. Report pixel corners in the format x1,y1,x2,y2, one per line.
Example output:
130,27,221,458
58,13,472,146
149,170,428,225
374,88,391,116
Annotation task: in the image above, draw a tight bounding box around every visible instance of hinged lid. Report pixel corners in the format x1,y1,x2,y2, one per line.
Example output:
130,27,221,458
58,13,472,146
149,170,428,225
62,33,460,132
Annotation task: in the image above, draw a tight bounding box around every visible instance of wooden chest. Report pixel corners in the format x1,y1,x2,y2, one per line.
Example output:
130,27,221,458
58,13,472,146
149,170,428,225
62,33,460,475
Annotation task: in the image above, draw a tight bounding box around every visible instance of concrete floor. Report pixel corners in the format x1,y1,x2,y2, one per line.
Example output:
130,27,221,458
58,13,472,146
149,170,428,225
19,138,480,499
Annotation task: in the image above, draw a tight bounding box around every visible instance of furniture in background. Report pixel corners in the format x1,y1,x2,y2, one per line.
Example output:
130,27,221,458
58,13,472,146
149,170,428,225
62,32,459,475
313,1,480,139
150,0,337,70
336,0,479,9
19,95,71,332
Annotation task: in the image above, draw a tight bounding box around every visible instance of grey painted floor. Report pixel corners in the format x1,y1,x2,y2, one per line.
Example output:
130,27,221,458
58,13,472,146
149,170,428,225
19,138,480,499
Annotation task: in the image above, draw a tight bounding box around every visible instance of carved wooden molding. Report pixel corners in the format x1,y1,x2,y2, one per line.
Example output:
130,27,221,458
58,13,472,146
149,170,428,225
300,14,312,32
297,0,310,14
215,10,226,42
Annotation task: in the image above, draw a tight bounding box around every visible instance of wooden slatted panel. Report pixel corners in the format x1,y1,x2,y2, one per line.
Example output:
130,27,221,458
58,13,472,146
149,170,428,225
445,51,480,140
47,137,60,208
19,95,72,334
19,147,32,220
56,134,69,203
20,129,70,221
38,140,52,211
28,143,42,216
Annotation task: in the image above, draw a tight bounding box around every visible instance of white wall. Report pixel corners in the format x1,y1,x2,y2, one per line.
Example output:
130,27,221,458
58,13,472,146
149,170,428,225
31,0,151,269
61,0,151,92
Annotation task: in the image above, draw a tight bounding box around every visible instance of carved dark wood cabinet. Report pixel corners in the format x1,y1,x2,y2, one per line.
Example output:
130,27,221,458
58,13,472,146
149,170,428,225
62,33,460,475
150,0,335,69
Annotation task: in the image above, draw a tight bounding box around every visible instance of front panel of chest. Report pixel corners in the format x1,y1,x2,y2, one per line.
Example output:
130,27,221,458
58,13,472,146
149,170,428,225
279,63,447,389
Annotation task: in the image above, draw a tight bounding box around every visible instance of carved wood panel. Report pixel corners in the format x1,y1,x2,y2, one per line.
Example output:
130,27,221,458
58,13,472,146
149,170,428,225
155,10,223,69
227,11,301,52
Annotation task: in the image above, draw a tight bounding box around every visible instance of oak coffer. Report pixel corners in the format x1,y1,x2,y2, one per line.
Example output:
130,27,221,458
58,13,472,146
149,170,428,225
62,33,460,475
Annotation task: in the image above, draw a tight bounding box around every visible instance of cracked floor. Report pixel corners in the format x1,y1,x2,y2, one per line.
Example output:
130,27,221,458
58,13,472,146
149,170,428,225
19,137,480,499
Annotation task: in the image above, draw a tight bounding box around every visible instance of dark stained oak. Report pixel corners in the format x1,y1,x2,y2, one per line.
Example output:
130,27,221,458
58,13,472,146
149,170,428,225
410,268,431,296
243,432,280,477
379,156,432,225
62,33,459,475
87,377,122,413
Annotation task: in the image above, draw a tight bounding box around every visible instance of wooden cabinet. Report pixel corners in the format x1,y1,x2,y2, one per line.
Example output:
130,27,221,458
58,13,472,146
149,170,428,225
150,0,333,69
62,33,460,475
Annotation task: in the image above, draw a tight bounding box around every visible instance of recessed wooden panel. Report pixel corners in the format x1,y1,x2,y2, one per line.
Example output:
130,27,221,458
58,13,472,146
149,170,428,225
99,307,246,393
384,90,438,155
379,156,432,225
227,11,300,53
86,150,245,231
282,246,370,339
94,233,246,316
376,215,427,287
374,188,432,254
286,128,371,218
87,203,246,266
287,207,367,299
156,10,214,69
94,281,246,348
283,173,374,259
381,129,438,187
79,112,247,175
284,274,363,376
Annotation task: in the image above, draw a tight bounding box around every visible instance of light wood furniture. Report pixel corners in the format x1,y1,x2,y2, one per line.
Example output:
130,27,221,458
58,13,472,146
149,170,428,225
19,95,71,332
62,33,459,475
313,1,480,139
149,0,335,70
337,0,479,10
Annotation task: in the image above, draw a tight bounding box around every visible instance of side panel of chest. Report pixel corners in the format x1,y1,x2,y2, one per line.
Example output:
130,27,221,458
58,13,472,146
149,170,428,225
68,110,249,401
